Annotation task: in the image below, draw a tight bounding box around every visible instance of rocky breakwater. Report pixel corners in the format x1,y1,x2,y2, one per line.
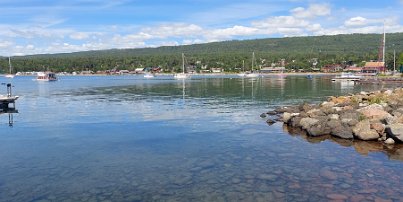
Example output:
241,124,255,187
265,88,403,144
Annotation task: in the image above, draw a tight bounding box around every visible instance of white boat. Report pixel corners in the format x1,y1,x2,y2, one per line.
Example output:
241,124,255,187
174,53,190,79
4,57,15,78
331,72,361,82
245,52,260,78
144,73,155,78
245,72,260,78
36,72,58,81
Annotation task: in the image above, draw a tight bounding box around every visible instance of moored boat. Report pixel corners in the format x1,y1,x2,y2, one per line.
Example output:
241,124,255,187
174,53,190,79
331,72,361,82
36,72,58,81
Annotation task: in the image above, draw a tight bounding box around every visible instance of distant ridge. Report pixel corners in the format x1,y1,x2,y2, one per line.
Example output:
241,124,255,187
20,32,403,57
1,33,402,73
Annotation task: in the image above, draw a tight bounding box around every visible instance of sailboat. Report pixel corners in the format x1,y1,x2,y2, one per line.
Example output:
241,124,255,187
245,52,259,78
4,57,15,78
174,53,190,79
237,60,246,77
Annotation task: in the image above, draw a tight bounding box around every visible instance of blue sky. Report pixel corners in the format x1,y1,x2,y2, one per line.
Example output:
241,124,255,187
0,0,402,56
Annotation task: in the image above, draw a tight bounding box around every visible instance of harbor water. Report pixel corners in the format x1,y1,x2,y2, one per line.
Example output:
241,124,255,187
0,75,402,201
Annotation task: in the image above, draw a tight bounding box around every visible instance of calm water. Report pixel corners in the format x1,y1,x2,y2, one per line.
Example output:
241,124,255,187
0,75,402,201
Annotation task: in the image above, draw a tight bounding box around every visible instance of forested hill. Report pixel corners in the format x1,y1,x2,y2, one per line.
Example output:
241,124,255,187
2,33,403,73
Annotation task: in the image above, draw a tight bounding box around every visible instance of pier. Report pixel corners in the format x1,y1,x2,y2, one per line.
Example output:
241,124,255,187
0,83,19,110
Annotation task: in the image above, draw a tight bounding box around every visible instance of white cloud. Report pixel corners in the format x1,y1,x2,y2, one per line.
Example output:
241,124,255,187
141,24,203,38
345,16,368,27
210,26,258,38
253,16,309,28
69,32,90,40
0,41,13,48
291,4,331,19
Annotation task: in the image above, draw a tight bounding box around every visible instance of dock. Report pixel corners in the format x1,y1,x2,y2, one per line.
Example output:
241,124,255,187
356,78,403,84
0,83,19,109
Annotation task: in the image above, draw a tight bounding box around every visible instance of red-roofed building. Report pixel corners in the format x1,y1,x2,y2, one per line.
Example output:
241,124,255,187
321,64,343,72
362,62,385,75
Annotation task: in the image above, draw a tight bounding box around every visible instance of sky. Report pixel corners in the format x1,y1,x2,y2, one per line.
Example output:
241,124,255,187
0,0,402,56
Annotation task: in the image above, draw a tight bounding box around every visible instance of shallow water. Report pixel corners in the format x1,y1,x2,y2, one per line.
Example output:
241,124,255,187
0,75,402,201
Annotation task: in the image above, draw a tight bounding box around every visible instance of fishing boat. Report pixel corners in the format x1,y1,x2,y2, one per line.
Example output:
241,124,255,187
331,72,361,82
36,72,58,81
4,57,15,78
174,53,190,79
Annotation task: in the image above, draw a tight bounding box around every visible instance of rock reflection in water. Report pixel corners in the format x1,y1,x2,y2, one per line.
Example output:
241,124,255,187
283,124,403,161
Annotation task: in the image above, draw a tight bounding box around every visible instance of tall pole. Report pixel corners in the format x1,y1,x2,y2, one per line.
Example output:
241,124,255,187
8,56,12,74
182,53,184,73
393,46,396,73
382,22,386,63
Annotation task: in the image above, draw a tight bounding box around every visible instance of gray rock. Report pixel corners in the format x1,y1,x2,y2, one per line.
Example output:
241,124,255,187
282,112,292,123
307,109,326,117
385,138,395,144
326,119,342,129
260,113,267,118
385,115,398,125
290,116,302,128
321,101,335,108
352,120,380,140
328,114,339,120
306,124,332,137
357,103,391,121
300,117,319,130
340,112,360,126
331,125,354,139
266,119,276,125
385,124,403,142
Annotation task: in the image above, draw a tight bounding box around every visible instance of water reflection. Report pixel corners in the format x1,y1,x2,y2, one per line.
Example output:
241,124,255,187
283,125,403,161
0,107,18,127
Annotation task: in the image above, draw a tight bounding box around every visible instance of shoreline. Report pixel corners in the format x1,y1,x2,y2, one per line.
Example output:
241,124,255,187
5,72,340,77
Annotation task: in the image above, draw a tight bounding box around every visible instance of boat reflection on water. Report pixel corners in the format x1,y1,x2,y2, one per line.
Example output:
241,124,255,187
283,124,403,162
0,107,18,127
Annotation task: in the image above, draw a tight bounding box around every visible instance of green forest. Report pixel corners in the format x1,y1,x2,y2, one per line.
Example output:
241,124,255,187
1,33,403,73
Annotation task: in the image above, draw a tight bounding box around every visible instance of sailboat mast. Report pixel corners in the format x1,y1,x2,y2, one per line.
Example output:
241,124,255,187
242,60,245,72
8,56,12,74
252,52,255,71
182,53,185,73
382,23,386,63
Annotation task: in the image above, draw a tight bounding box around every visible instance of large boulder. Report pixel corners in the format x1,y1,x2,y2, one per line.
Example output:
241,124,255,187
300,117,319,130
352,120,380,140
357,104,391,121
331,126,354,139
306,124,332,137
385,124,403,142
282,112,292,123
290,116,302,128
339,111,360,126
326,119,353,139
307,109,326,118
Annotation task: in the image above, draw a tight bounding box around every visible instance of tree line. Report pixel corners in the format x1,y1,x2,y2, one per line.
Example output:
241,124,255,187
1,33,403,73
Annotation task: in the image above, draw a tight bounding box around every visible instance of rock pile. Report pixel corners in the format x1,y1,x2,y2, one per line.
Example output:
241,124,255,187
265,88,403,144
